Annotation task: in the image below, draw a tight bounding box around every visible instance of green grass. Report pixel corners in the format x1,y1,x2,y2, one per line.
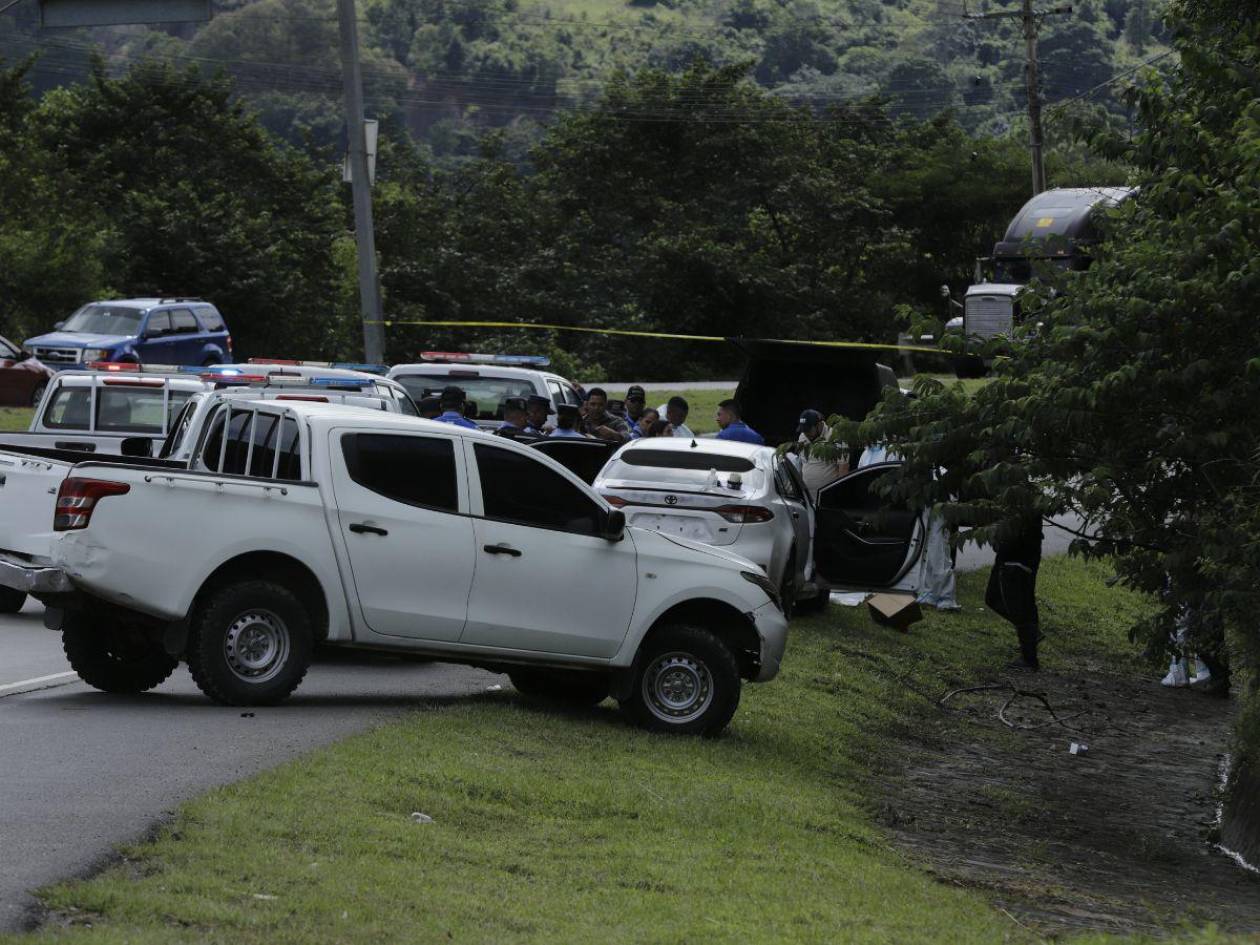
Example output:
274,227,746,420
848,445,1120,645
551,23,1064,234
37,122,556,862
7,557,1241,945
0,407,31,432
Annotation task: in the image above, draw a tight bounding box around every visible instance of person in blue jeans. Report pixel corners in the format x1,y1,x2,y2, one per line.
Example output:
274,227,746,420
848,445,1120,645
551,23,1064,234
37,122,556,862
433,386,478,429
715,399,764,445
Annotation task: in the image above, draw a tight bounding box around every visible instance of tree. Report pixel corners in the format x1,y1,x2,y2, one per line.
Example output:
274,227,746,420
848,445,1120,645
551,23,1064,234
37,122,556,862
31,59,345,359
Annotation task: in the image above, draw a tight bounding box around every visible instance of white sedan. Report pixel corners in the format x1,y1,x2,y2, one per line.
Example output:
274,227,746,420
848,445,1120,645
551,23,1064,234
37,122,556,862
594,437,928,616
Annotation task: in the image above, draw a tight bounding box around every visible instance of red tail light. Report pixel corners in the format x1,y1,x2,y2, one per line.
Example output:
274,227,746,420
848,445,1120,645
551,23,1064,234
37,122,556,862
54,478,131,531
714,505,774,524
88,361,138,372
604,495,628,507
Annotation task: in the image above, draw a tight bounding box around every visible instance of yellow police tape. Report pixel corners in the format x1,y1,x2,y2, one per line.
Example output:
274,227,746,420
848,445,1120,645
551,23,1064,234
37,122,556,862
367,319,945,357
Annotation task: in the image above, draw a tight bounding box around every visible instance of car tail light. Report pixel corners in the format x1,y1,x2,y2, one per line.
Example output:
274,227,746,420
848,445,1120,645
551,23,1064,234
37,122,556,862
55,478,131,531
604,495,628,507
714,505,774,524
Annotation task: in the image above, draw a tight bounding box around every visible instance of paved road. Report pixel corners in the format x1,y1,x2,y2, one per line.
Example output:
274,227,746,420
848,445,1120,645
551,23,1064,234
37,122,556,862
0,599,497,932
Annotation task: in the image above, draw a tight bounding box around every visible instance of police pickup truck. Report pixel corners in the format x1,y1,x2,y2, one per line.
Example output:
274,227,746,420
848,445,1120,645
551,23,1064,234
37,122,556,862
42,402,786,735
0,370,413,614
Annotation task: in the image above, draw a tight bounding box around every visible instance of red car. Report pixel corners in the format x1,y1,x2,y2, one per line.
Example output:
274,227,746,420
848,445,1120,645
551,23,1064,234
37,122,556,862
0,334,55,408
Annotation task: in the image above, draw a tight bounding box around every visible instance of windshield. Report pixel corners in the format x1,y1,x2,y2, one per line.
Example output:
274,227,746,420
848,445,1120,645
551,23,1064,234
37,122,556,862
61,304,145,336
394,372,536,420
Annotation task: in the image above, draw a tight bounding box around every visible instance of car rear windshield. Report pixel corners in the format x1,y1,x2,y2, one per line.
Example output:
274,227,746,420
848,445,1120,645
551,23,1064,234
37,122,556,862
618,450,755,472
394,372,536,420
61,304,144,335
43,385,194,433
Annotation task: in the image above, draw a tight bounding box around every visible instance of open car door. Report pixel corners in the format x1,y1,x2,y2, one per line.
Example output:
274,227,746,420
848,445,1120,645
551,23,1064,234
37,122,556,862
812,462,925,588
527,438,620,486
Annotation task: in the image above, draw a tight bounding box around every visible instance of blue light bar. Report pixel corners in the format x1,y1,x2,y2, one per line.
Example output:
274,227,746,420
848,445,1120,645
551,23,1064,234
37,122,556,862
420,351,550,368
309,376,374,388
330,362,389,375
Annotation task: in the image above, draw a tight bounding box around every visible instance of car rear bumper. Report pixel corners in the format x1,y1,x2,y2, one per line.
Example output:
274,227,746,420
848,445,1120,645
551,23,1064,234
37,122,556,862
0,551,72,594
751,600,787,682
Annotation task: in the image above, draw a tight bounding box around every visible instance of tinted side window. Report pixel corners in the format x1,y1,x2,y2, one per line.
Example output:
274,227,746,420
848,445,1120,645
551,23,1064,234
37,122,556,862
474,444,601,536
343,433,458,513
220,411,254,474
146,311,171,335
393,388,419,416
197,307,226,331
43,388,92,429
171,309,199,333
200,408,300,480
773,458,803,502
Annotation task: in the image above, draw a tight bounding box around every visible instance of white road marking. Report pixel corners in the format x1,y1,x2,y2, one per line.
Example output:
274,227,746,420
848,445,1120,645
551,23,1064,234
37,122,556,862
0,671,79,697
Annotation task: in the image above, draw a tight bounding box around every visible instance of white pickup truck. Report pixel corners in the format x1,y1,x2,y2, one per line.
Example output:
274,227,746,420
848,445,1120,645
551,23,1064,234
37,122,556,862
0,380,414,614
45,402,787,735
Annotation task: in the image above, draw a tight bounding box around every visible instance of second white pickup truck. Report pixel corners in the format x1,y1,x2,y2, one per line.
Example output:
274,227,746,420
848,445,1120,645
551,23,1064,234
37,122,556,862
45,402,787,735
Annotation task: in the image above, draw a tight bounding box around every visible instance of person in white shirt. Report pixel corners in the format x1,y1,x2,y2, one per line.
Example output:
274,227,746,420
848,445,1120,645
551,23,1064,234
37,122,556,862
656,396,694,438
791,409,848,501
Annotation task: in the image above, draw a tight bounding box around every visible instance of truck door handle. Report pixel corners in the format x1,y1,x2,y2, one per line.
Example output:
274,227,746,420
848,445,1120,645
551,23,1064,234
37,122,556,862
483,543,522,557
349,523,388,536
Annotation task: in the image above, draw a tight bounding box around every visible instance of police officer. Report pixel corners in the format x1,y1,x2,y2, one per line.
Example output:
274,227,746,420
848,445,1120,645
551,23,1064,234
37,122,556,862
497,397,529,437
524,395,553,435
549,403,588,438
715,399,764,445
434,386,478,429
417,396,442,420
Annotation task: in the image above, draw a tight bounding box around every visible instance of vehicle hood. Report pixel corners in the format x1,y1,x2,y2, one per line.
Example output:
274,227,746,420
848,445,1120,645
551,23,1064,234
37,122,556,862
24,332,130,349
628,526,759,572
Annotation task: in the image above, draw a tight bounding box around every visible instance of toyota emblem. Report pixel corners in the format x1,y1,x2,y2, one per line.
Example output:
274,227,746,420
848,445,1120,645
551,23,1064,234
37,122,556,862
664,495,678,506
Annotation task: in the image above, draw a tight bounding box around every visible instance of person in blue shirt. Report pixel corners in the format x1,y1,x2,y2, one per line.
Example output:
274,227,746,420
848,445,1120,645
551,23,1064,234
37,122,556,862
433,386,478,429
524,395,553,435
549,403,589,438
495,397,529,438
630,407,659,439
715,399,764,445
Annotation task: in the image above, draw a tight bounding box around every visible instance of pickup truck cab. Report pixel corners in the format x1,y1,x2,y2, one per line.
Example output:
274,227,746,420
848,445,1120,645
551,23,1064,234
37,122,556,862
47,403,786,735
388,352,581,431
25,299,232,368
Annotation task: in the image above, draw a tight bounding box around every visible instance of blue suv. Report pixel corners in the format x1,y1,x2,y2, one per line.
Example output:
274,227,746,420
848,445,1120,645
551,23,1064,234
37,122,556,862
25,298,233,368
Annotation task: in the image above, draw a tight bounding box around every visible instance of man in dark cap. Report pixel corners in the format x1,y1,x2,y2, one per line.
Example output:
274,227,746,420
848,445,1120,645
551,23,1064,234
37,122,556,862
791,408,848,501
418,396,442,420
434,386,478,429
624,385,647,434
524,395,553,435
549,403,588,438
496,397,529,437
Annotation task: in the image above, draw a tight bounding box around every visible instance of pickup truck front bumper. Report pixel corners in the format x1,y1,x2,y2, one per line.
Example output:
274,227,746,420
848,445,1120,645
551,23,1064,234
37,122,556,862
0,550,73,594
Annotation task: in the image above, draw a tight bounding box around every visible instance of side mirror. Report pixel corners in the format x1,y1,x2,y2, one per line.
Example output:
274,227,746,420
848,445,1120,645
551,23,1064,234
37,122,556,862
602,508,626,542
53,320,65,330
120,437,153,458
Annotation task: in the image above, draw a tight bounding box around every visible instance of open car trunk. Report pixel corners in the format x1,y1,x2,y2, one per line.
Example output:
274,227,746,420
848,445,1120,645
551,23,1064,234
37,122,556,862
729,339,898,447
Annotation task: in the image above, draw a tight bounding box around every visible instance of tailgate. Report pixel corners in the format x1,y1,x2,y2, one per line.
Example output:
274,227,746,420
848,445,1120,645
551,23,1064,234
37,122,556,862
0,450,69,559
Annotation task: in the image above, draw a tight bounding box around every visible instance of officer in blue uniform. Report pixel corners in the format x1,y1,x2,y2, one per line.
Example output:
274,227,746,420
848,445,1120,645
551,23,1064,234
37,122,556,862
417,396,441,420
524,395,553,435
715,399,764,445
434,386,478,429
549,403,588,438
496,397,529,438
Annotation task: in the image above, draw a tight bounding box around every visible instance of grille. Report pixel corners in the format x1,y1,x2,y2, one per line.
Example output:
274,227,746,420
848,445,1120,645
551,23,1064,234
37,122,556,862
964,296,1014,340
33,347,82,364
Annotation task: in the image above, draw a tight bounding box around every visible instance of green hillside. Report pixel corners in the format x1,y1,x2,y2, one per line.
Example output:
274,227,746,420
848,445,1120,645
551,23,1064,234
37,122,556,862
0,0,1170,157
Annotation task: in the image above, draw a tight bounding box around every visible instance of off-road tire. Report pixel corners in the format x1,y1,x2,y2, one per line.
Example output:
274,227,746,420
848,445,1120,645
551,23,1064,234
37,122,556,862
0,586,27,614
62,611,178,694
186,580,313,706
508,668,610,706
620,624,741,737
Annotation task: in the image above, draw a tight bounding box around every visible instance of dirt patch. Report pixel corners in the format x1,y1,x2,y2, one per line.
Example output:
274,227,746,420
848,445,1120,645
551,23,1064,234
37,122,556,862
878,666,1260,937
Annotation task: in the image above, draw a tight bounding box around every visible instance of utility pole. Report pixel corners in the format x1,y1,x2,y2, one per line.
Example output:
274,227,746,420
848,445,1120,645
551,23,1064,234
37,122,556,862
336,0,386,364
966,1,1072,196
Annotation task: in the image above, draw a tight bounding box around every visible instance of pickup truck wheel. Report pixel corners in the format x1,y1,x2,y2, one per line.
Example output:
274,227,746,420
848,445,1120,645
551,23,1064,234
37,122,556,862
62,612,178,694
0,586,26,614
508,669,610,706
187,580,313,706
621,624,741,737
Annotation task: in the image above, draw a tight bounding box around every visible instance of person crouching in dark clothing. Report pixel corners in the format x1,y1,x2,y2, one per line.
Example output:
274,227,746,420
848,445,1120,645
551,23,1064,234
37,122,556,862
986,513,1044,670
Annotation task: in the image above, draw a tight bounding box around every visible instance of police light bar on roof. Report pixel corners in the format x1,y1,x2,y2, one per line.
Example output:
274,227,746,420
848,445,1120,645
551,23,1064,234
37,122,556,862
419,352,551,368
245,358,389,375
87,362,195,375
309,376,373,388
201,372,269,385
